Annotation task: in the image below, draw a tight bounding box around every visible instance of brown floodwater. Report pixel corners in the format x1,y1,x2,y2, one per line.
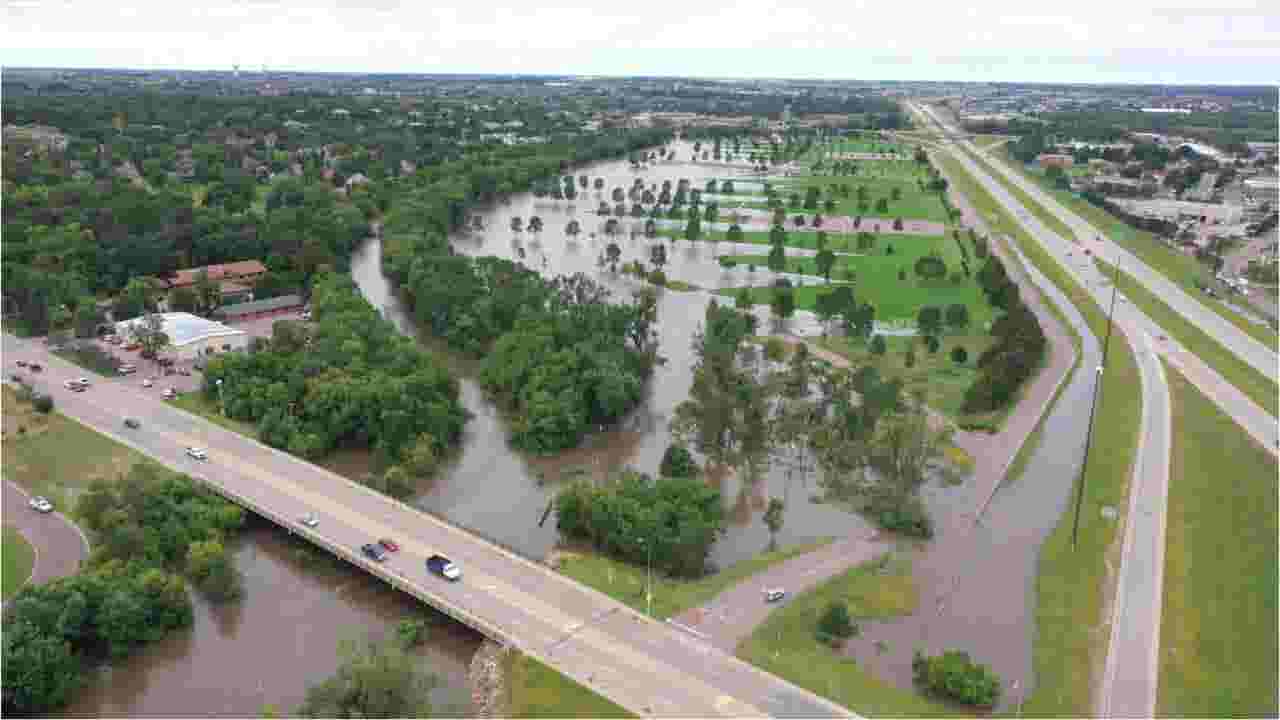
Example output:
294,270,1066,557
63,521,480,717
350,141,867,570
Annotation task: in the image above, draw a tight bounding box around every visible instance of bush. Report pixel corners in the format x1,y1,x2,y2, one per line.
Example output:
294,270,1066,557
649,269,667,286
870,335,887,356
913,255,947,280
659,443,699,479
33,393,54,414
912,649,1002,708
816,601,857,646
864,490,933,538
951,346,968,364
925,335,940,354
395,618,430,649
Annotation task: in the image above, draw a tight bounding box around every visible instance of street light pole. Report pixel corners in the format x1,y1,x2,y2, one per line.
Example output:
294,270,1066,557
216,378,225,417
1072,256,1122,549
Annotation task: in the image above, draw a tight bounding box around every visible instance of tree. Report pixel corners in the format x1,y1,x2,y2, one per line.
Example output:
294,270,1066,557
815,249,836,283
904,347,917,368
649,243,667,270
914,255,947,280
727,224,744,244
404,433,439,478
816,601,855,646
660,443,699,479
73,301,101,339
912,650,1002,708
762,498,785,548
186,539,242,601
892,217,904,230
527,216,543,233
770,285,796,321
296,636,435,718
951,346,968,364
945,303,970,330
1,620,83,716
565,219,581,237
792,214,805,228
134,312,171,360
870,334,887,356
194,270,220,314
271,319,308,353
169,286,198,314
917,306,942,335
925,334,940,354
593,177,605,191
605,243,622,272
875,197,889,214
685,216,702,241
735,287,753,310
768,243,787,272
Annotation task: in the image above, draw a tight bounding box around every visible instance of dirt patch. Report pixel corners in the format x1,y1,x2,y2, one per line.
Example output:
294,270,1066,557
468,639,510,718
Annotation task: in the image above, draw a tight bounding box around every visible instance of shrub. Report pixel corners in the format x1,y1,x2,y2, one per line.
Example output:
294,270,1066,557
870,335,887,356
816,601,857,646
913,255,947,280
912,649,1002,707
951,346,968,364
865,490,933,538
649,269,668,287
659,443,699,479
32,394,54,414
925,335,940,354
395,618,430,649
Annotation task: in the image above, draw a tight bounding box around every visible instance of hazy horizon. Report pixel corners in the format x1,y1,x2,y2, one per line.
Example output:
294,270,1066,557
5,0,1278,85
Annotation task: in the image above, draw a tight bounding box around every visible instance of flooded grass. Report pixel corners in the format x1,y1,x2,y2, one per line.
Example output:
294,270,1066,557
1157,364,1278,717
735,554,958,717
552,539,833,621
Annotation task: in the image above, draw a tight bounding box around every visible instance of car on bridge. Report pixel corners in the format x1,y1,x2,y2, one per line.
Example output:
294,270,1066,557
427,554,461,581
124,417,141,429
185,447,208,460
299,513,319,528
360,543,388,562
28,496,54,513
378,538,400,553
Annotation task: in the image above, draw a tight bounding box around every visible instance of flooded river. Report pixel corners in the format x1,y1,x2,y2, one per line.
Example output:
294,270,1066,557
350,142,868,570
64,521,480,717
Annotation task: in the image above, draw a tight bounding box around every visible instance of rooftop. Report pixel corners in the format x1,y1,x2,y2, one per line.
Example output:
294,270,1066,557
115,312,244,346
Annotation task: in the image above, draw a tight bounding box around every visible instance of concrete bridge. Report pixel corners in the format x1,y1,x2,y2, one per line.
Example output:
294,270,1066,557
3,333,854,719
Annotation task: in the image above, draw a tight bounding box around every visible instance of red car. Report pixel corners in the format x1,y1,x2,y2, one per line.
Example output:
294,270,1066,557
378,538,400,553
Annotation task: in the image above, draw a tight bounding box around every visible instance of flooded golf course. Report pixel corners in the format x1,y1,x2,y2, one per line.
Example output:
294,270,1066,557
69,140,1094,715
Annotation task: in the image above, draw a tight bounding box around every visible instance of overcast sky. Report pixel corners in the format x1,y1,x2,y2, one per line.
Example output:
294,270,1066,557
4,0,1277,84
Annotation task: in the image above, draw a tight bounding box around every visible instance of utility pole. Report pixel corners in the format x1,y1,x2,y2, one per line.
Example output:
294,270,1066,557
1072,256,1122,548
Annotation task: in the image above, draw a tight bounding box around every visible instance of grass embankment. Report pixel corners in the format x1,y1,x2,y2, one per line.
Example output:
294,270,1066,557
817,334,994,419
1093,257,1279,417
2,386,147,511
936,149,1143,716
2,525,36,600
506,652,634,718
1158,365,1278,717
170,392,260,437
992,145,1278,348
555,539,832,621
736,553,954,717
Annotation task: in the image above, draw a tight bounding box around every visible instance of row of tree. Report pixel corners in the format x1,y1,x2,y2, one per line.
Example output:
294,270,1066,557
962,251,1048,413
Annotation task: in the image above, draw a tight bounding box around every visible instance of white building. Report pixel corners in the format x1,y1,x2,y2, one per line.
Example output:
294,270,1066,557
115,313,248,360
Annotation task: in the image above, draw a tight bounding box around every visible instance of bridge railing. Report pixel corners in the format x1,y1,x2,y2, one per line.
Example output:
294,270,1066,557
189,470,513,647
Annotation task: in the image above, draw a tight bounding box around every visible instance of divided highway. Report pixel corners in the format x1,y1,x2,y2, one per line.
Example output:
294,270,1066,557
2,333,853,719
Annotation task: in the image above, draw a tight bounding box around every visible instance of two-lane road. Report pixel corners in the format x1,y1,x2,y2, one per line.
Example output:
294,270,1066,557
2,334,852,719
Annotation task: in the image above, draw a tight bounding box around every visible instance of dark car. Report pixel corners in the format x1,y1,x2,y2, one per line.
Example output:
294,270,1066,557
27,363,41,372
360,543,387,562
426,554,461,581
124,417,141,429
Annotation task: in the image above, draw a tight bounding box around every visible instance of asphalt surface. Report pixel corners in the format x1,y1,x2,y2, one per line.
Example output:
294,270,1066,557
2,480,89,598
2,333,853,719
910,103,1181,718
973,140,1279,381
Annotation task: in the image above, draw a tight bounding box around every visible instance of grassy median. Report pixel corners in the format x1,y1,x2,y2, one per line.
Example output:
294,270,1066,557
963,145,1076,243
735,553,953,716
936,149,1143,716
991,145,1278,348
554,539,832,620
1094,256,1278,417
2,525,36,600
1158,364,1278,717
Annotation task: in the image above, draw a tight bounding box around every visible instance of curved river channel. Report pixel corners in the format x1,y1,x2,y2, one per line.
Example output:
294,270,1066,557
66,140,1096,715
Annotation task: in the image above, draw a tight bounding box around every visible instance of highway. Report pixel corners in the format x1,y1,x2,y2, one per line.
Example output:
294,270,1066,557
3,333,853,719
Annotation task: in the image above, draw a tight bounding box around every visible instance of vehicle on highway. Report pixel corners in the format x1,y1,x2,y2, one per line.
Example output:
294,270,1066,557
299,513,319,528
360,543,388,562
142,378,153,388
64,379,88,392
426,554,461,581
123,417,141,429
28,496,54,513
123,343,140,351
27,363,41,372
15,360,26,367
185,447,208,460
118,365,137,375
378,538,400,553
162,388,177,399
763,588,787,603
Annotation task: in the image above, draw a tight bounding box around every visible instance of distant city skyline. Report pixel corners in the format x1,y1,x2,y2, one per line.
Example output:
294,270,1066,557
4,0,1278,85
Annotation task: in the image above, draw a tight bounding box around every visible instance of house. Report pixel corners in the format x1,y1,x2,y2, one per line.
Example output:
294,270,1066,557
115,313,248,360
157,261,268,305
213,294,305,323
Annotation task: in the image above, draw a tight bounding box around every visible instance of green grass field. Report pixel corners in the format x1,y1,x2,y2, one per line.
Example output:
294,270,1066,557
829,139,905,155
1093,257,1278,417
554,540,832,621
735,553,957,717
2,386,147,511
771,163,952,223
170,392,260,438
936,149,1143,716
816,334,994,419
2,525,36,600
666,227,944,253
993,145,1278,348
506,652,634,718
1157,364,1278,717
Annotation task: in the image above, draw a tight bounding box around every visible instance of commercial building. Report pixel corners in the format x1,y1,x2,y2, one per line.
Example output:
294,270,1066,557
1036,154,1075,168
115,312,248,360
213,294,305,323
